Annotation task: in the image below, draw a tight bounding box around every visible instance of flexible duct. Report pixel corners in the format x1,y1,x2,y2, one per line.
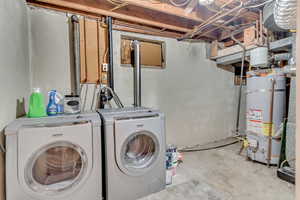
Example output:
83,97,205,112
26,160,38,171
274,0,297,30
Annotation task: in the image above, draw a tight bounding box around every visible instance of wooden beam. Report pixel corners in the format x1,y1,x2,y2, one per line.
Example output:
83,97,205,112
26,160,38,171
27,2,184,39
114,25,181,38
114,20,183,38
33,0,192,33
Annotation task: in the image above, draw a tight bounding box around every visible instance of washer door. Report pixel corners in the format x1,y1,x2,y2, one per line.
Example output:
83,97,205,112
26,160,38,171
26,141,88,195
114,117,162,176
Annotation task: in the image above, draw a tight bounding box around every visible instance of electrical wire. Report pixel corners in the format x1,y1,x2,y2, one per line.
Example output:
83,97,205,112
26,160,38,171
168,0,191,7
178,139,240,153
280,158,296,169
106,0,124,6
245,0,273,9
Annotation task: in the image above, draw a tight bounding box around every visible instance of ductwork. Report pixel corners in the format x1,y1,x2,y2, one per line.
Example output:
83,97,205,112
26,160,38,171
263,2,285,32
274,0,297,30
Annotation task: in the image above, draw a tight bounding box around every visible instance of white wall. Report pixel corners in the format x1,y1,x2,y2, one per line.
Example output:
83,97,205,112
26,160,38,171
0,0,30,131
28,7,242,146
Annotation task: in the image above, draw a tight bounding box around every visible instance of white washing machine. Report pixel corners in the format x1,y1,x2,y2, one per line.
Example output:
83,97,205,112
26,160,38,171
98,107,166,200
5,113,102,200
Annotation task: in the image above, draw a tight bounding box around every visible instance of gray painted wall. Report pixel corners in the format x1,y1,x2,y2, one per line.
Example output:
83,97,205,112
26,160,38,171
28,7,243,146
0,0,30,131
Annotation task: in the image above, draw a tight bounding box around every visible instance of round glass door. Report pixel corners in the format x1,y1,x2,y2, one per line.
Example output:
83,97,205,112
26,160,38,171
26,141,87,195
122,131,159,171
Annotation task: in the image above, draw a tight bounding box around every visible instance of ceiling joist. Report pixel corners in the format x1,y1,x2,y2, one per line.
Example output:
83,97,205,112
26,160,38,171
28,0,261,41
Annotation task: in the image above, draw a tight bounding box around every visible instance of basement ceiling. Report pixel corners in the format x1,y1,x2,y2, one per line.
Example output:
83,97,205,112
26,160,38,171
27,0,264,41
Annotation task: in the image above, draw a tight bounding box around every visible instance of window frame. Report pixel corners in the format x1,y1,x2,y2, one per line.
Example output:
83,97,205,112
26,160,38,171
120,35,166,69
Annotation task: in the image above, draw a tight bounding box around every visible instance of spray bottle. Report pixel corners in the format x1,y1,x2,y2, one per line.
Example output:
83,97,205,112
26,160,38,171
47,90,58,116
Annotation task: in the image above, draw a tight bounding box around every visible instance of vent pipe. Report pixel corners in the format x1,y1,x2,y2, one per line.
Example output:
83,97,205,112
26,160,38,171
107,16,115,91
71,15,81,96
274,0,297,30
132,40,142,107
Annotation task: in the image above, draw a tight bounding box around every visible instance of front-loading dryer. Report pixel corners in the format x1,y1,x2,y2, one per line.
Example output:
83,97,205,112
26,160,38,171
98,107,166,200
5,113,102,200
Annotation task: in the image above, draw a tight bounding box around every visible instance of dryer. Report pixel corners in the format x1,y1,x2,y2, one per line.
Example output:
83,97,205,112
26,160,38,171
5,113,102,200
98,108,166,200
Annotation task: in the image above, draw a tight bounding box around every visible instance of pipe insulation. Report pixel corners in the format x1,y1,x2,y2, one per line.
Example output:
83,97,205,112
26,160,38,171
274,0,297,30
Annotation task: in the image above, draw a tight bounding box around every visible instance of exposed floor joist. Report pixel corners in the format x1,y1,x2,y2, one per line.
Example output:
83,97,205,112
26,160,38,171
32,0,192,33
28,0,261,41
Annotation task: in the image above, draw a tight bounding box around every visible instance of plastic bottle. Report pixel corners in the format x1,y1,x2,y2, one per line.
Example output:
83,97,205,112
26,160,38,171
28,88,47,118
55,92,64,114
47,90,58,116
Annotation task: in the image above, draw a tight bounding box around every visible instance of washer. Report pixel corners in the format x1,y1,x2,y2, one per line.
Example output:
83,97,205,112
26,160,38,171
5,113,102,200
98,107,166,200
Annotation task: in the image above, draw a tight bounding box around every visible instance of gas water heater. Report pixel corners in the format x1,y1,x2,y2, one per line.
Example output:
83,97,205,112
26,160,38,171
246,69,286,165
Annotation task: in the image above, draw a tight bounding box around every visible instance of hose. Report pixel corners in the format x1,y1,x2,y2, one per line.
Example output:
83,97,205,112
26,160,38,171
178,139,240,152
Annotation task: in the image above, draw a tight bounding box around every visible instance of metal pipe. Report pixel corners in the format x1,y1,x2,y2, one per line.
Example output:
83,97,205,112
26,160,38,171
132,40,142,107
267,79,276,167
71,15,81,96
107,16,114,91
231,30,246,136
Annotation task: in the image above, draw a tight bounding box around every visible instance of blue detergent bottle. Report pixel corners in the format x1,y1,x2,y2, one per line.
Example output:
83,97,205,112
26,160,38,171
47,90,58,116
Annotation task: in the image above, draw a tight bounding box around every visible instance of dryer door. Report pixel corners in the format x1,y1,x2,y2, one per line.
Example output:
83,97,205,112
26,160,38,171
18,122,93,198
26,141,88,195
114,116,162,176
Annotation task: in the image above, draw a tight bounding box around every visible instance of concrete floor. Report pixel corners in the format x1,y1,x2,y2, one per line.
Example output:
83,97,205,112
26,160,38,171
141,142,295,200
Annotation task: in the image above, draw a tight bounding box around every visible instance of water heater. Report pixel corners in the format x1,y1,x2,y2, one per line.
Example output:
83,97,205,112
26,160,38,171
246,69,286,165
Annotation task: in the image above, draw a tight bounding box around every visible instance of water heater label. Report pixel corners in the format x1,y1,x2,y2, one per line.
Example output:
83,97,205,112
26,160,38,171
247,109,263,134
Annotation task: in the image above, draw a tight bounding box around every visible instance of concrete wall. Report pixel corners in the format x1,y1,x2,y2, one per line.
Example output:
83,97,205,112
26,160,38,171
0,1,31,199
0,0,30,131
113,31,240,146
28,7,242,146
28,7,72,98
